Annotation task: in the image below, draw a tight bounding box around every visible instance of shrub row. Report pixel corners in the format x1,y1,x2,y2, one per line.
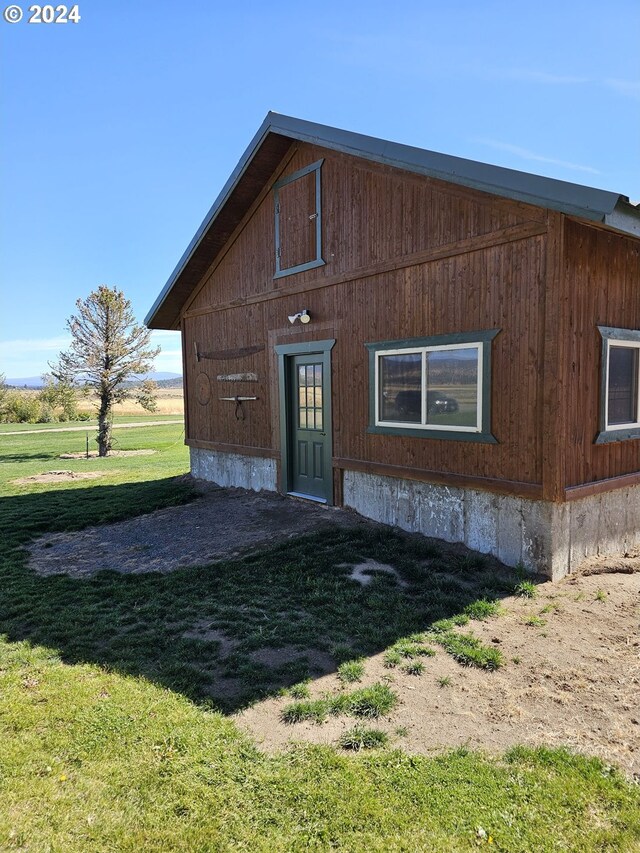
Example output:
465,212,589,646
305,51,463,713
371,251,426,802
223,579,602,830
0,389,88,424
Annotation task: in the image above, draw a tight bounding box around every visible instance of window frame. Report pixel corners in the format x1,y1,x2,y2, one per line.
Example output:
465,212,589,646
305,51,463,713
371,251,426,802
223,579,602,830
365,329,499,443
273,159,325,279
596,325,640,444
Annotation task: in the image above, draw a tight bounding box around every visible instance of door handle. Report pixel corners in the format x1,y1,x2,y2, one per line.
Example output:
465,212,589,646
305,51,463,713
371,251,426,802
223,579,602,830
319,432,326,436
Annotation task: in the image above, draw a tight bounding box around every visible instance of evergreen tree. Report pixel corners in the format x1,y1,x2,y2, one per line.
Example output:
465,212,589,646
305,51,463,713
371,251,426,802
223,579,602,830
53,286,160,455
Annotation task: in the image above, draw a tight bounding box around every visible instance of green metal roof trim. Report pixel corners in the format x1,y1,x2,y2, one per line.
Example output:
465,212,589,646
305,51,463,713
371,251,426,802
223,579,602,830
146,112,640,329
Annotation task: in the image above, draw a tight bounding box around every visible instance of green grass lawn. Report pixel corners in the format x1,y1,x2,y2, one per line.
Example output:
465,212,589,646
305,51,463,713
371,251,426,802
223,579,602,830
0,413,183,433
0,427,639,851
0,422,186,476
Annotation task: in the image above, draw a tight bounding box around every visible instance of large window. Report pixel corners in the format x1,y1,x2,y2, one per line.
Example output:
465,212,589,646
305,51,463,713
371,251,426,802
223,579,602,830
273,159,324,279
597,326,640,443
366,330,499,443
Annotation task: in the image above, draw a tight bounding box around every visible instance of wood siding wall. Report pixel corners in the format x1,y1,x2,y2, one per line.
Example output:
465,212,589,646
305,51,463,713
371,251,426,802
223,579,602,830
181,142,640,501
562,219,640,488
184,145,546,316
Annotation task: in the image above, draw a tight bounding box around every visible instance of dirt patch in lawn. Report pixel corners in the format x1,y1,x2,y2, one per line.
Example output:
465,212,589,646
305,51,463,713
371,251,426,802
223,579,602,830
250,646,335,675
237,571,640,779
182,623,239,655
13,470,109,484
27,481,364,577
60,449,157,459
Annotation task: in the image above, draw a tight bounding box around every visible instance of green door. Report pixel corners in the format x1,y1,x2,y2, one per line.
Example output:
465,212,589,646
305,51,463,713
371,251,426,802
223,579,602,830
288,354,331,502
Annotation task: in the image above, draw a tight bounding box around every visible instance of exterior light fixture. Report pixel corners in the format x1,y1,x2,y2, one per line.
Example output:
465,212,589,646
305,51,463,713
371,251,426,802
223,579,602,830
288,309,311,325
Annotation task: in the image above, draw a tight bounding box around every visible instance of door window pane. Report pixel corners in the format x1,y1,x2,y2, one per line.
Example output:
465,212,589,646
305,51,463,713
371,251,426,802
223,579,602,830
297,362,324,431
425,347,478,427
379,353,421,423
306,386,315,407
608,346,639,425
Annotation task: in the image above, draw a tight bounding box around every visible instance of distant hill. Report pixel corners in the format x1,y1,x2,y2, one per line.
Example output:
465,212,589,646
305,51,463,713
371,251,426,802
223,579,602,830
121,374,183,390
155,376,183,389
4,376,48,389
5,372,182,389
144,372,182,382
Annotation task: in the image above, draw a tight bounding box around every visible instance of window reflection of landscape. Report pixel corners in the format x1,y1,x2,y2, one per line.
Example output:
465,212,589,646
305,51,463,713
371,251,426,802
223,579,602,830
377,344,481,431
607,346,639,426
298,363,323,431
379,353,421,423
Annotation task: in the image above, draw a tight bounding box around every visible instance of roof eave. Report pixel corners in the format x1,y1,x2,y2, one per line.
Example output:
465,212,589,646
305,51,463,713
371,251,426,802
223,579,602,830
602,199,640,239
265,114,622,221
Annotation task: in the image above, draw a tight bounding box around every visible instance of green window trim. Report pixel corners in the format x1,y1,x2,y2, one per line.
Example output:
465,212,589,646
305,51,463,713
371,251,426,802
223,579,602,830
595,325,640,444
365,330,499,443
273,159,325,279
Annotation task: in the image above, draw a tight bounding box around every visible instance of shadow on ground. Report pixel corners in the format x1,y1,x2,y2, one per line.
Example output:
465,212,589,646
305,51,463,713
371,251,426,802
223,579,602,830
1,452,60,463
0,478,525,712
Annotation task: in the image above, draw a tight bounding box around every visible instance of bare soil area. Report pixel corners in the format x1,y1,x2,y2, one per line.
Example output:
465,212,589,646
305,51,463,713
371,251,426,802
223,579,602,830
13,470,109,484
60,449,157,459
239,571,640,779
28,483,364,577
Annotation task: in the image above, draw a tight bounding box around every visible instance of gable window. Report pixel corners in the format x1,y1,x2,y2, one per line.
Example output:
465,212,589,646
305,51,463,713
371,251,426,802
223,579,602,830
366,330,499,443
596,326,640,443
273,159,325,279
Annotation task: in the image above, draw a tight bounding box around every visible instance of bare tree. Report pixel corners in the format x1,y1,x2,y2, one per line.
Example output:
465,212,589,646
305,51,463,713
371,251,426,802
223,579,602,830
53,286,160,456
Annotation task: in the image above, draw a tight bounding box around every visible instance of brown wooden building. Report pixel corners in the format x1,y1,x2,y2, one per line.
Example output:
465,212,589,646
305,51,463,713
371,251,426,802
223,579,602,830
146,114,640,579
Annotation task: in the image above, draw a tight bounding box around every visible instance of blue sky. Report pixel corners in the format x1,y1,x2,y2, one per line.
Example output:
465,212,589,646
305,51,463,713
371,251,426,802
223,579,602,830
1,0,638,378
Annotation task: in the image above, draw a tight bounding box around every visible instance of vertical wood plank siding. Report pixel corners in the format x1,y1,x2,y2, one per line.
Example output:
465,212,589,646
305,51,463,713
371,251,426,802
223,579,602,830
187,145,545,314
278,170,317,270
181,143,639,498
185,302,271,450
562,219,640,487
540,212,567,501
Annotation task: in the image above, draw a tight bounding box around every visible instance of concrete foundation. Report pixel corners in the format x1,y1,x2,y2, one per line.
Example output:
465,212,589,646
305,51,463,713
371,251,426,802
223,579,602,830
190,447,277,493
189,449,639,580
343,470,640,580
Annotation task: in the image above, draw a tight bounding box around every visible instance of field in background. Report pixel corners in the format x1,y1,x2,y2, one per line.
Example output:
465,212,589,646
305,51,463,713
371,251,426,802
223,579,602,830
2,387,184,421
77,387,184,417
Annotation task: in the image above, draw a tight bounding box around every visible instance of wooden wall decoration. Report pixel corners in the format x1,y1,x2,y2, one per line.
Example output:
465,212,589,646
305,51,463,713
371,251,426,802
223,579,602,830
216,372,259,381
195,373,211,406
194,343,265,361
